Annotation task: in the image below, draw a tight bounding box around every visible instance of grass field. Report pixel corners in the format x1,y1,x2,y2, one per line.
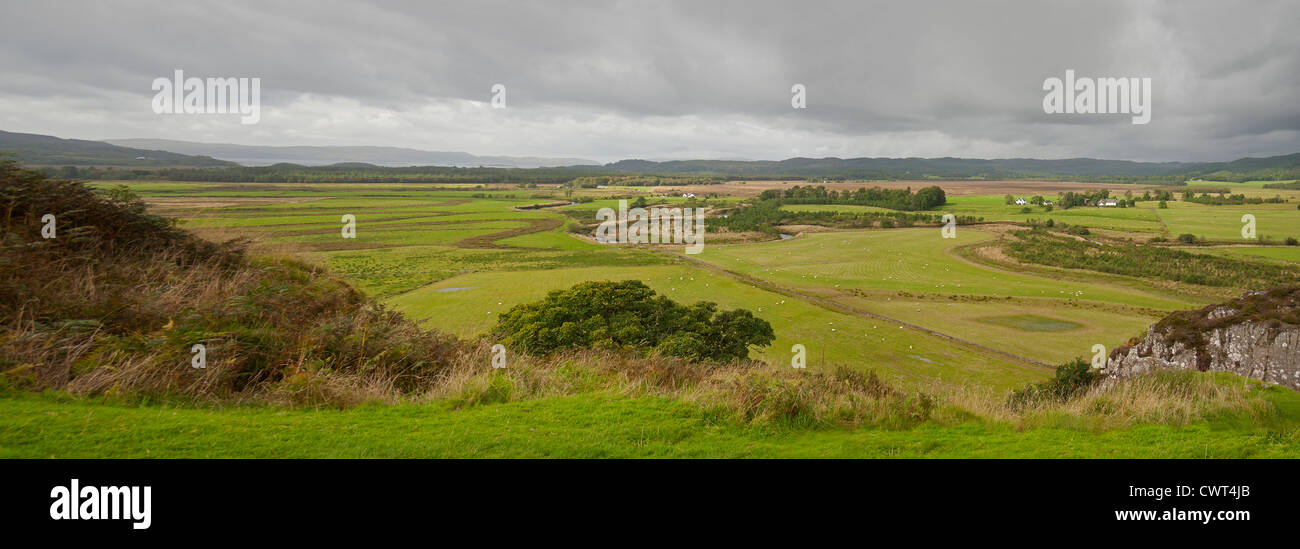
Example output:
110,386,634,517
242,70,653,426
687,228,1198,366
389,264,1045,389
1156,201,1300,241
92,181,1278,377
4,384,1298,458
1202,246,1300,263
8,178,1296,458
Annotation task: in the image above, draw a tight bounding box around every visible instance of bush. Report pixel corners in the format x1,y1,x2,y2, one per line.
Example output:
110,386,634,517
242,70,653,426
1177,233,1198,244
1066,225,1090,236
493,280,774,362
1009,358,1101,407
1286,237,1298,246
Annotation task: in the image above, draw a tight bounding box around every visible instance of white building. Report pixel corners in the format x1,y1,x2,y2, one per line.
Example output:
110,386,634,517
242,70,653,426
1014,197,1028,205
1098,198,1119,207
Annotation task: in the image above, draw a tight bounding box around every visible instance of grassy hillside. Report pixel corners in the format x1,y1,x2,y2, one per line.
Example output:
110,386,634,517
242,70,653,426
5,379,1299,458
0,130,235,167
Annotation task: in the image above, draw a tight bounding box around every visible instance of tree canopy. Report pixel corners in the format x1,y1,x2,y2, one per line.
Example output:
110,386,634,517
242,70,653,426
492,280,774,362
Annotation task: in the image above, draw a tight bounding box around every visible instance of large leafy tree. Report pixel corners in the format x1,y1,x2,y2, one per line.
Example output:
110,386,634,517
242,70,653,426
492,280,774,362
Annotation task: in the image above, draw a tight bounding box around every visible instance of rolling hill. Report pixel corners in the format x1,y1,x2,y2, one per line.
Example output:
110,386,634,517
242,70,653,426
106,138,597,168
0,130,236,167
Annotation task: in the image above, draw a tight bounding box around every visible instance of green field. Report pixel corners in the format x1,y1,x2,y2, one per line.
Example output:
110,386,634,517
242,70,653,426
929,194,1300,242
91,181,1273,378
1156,201,1300,241
977,314,1082,332
1202,246,1300,263
8,179,1296,458
389,263,1045,390
4,385,1298,458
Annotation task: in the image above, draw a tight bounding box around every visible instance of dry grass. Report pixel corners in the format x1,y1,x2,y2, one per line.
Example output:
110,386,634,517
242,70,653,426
273,346,1276,431
944,371,1271,431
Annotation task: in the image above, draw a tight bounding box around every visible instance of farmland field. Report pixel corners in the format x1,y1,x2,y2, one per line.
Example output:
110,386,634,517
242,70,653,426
7,176,1292,460
97,179,1296,379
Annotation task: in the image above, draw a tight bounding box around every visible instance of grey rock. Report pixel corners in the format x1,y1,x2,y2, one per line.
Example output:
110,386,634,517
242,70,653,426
1106,319,1300,390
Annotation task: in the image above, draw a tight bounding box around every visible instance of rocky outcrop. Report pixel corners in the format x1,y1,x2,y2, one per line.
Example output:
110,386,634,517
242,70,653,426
1105,287,1300,391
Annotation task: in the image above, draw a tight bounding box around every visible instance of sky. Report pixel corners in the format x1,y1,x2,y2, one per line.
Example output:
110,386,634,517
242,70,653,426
1,0,1298,163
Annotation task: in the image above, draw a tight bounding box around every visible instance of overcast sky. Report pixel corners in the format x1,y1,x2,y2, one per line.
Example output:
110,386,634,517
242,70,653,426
2,0,1297,163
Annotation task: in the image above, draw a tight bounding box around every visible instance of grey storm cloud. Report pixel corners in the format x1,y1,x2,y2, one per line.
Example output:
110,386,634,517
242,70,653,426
0,0,1297,162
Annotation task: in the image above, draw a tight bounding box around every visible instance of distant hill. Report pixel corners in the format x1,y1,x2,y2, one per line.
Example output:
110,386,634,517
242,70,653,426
590,153,1300,181
1194,152,1300,178
7,130,1297,181
598,156,1207,178
106,138,597,168
0,130,236,167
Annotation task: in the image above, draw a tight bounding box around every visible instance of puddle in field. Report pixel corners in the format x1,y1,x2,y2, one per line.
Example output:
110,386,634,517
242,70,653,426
908,354,938,364
779,233,794,240
437,286,480,293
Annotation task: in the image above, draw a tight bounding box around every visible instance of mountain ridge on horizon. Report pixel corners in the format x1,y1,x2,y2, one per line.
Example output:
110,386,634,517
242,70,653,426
106,138,598,168
3,130,1299,181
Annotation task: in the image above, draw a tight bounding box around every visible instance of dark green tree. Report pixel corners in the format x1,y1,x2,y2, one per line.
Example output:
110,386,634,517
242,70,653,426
492,280,774,362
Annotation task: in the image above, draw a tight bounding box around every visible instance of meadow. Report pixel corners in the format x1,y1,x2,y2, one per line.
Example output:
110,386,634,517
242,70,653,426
5,385,1298,458
4,177,1294,458
92,179,1297,382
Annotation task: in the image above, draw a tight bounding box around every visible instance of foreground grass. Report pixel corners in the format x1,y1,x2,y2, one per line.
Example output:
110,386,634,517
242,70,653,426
3,387,1298,458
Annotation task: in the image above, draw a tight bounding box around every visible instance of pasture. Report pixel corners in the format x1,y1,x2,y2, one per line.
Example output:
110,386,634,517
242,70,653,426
5,177,1290,459
97,178,1296,388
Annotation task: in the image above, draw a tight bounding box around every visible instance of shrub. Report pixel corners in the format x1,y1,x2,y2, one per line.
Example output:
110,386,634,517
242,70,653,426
1177,233,1198,244
1009,358,1101,408
492,280,774,362
1286,237,1298,246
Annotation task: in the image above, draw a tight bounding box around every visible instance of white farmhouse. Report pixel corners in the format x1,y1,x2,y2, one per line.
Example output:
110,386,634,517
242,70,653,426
1014,197,1028,205
1098,198,1119,207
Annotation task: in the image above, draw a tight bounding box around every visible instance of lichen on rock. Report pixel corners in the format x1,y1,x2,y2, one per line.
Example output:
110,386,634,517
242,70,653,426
1105,286,1300,390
